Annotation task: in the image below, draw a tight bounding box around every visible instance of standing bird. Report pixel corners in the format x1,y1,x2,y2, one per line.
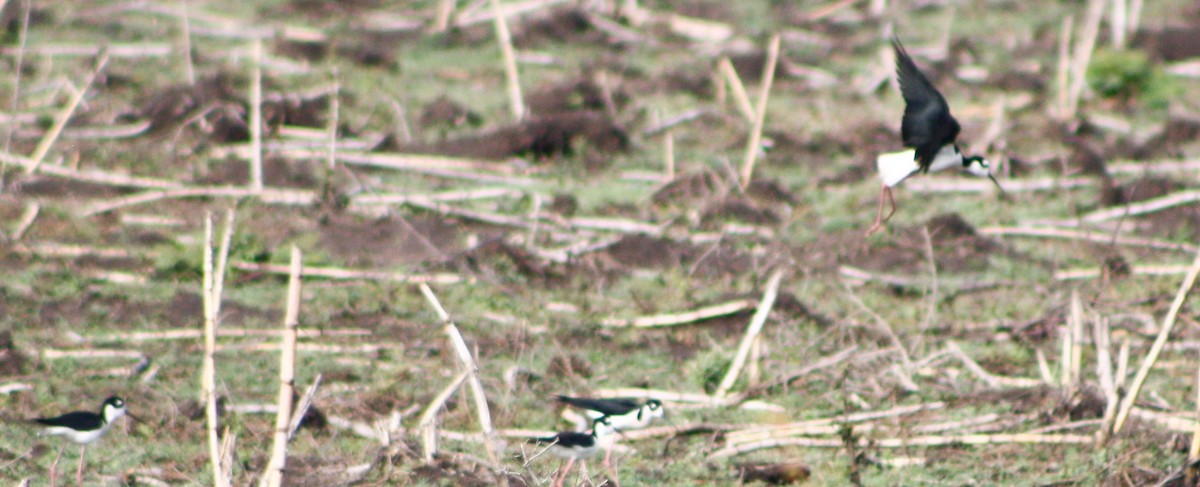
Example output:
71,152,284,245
555,395,664,431
35,396,129,486
531,416,615,487
868,38,1003,235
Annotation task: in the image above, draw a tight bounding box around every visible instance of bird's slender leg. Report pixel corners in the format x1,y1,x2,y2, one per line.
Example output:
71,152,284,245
49,444,64,487
865,185,897,236
606,451,622,487
884,185,897,221
554,458,576,487
76,445,86,486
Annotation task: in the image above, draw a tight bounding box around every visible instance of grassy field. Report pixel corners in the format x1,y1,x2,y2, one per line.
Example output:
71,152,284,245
2,0,1200,485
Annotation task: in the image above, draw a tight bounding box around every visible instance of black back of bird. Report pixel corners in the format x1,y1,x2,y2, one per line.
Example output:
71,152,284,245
894,38,961,171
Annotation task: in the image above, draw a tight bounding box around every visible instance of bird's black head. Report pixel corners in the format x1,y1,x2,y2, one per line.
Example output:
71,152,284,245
962,155,989,174
963,155,1006,195
592,416,615,437
102,396,127,423
642,399,665,420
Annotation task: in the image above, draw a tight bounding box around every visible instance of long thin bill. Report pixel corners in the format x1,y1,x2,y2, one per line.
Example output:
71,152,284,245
988,174,1007,197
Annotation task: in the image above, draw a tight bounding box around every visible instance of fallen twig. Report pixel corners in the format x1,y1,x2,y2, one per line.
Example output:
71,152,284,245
945,341,1042,388
349,187,521,207
213,342,400,353
231,261,463,285
419,370,470,463
599,299,756,328
10,242,136,259
1112,246,1200,435
26,50,109,174
0,43,172,57
10,203,38,241
980,226,1199,253
715,270,784,397
903,176,1091,193
839,265,1011,295
0,153,184,189
40,349,145,360
80,186,315,216
79,328,370,343
717,58,755,123
1054,264,1194,281
419,284,501,465
709,433,1092,459
1075,190,1200,225
283,374,316,439
724,402,946,445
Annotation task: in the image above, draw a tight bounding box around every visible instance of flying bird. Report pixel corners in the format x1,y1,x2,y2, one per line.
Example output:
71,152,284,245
868,38,1003,235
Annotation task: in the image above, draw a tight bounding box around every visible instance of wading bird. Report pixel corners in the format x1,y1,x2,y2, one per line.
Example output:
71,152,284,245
34,396,130,486
531,416,615,487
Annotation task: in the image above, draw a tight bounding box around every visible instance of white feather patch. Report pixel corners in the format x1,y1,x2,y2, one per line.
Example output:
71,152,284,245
876,149,920,187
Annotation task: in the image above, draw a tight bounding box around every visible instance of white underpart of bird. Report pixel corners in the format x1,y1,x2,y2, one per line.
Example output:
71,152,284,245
41,424,111,444
544,417,616,459
580,404,660,430
877,144,964,187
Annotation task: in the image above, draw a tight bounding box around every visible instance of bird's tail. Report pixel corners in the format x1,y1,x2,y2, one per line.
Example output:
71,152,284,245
876,149,920,187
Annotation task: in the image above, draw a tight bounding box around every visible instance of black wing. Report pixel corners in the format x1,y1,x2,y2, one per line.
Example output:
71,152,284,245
893,38,960,171
555,395,638,416
533,431,595,448
35,412,103,430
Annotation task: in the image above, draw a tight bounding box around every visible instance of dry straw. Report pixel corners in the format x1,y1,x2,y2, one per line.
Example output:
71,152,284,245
715,270,784,397
179,0,195,84
201,210,236,487
1112,247,1200,435
419,283,502,465
420,371,470,463
490,0,525,121
717,57,755,123
1064,0,1105,121
738,34,781,188
27,49,109,174
260,246,304,487
249,38,264,192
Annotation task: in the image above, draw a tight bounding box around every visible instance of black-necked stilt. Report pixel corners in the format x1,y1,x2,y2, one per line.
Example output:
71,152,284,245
531,416,615,487
556,395,664,431
34,396,129,486
868,38,1004,235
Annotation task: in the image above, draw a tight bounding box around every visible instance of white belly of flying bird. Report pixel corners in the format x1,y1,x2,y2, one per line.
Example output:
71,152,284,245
867,37,1004,236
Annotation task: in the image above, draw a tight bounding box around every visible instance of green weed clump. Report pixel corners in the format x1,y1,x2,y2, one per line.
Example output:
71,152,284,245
153,230,271,279
1087,48,1182,111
